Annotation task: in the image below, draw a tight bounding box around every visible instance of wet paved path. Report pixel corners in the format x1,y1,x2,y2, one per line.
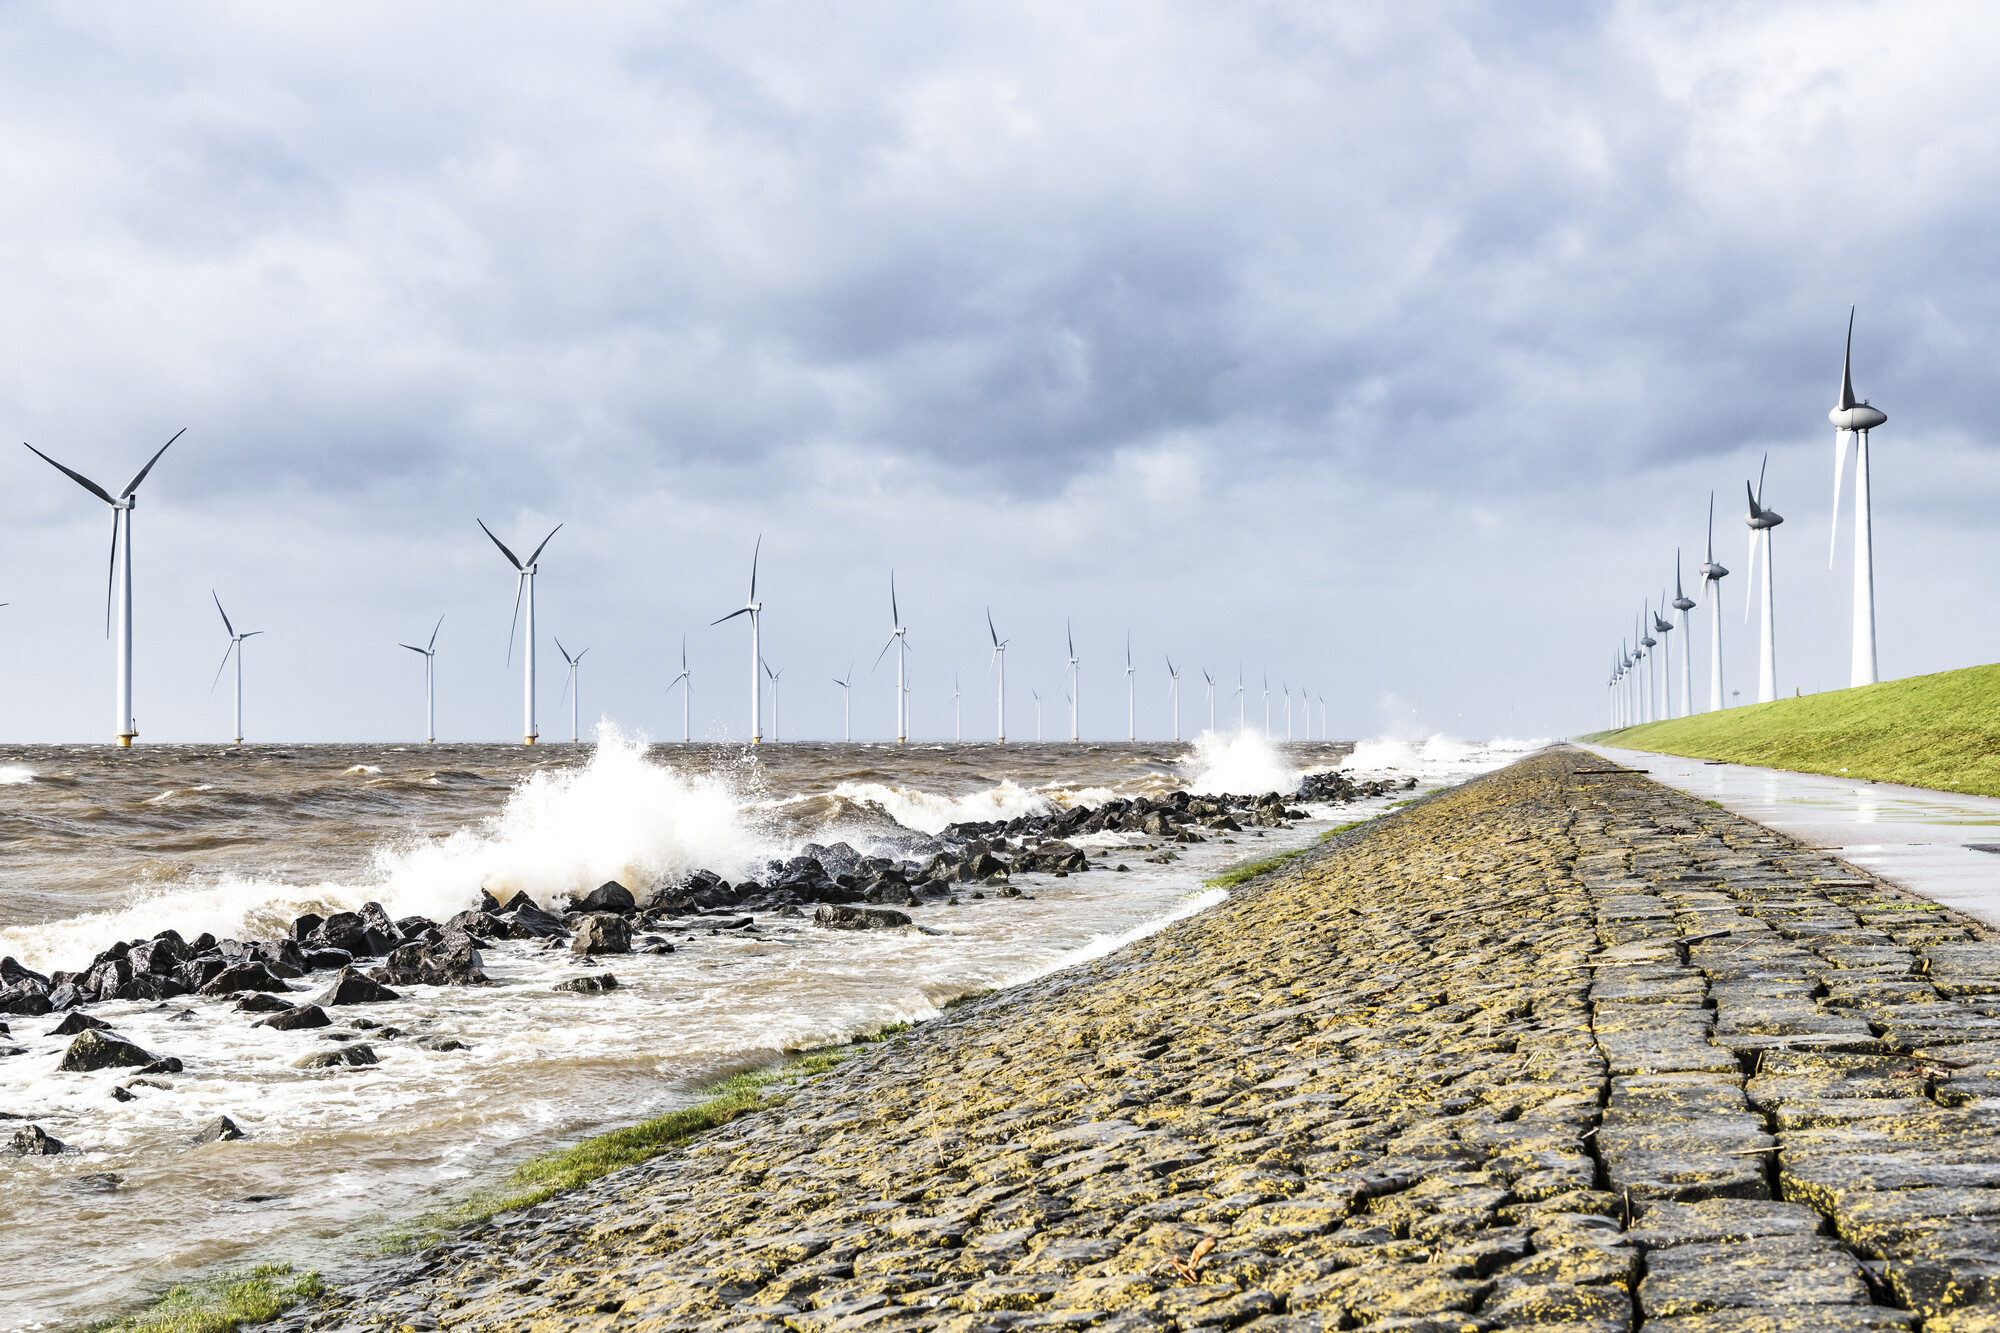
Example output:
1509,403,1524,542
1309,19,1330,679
272,747,2000,1331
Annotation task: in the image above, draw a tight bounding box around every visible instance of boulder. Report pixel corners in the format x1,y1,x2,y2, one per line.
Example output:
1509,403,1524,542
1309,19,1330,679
553,973,619,993
570,914,632,955
443,909,510,941
312,968,400,1007
812,904,913,931
1,956,50,990
966,851,1009,880
192,1115,245,1143
293,1044,378,1070
128,934,188,976
5,1124,65,1156
505,901,569,939
499,891,537,914
57,1029,156,1072
135,1057,184,1075
86,957,133,1001
199,964,289,997
394,915,436,938
234,993,293,1013
359,902,398,938
288,912,324,943
177,956,230,991
410,1034,470,1051
116,973,189,1002
49,1012,110,1036
255,1004,331,1031
0,985,52,1017
304,948,355,972
307,912,371,955
245,940,307,977
479,889,502,913
376,936,487,987
45,982,91,1012
575,881,638,915
866,881,920,906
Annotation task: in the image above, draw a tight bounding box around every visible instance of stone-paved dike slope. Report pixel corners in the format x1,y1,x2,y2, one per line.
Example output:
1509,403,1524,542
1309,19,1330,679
276,747,2000,1332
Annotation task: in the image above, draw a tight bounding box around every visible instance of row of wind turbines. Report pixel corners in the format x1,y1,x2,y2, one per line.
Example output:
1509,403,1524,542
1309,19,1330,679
15,445,1332,745
1607,309,1888,727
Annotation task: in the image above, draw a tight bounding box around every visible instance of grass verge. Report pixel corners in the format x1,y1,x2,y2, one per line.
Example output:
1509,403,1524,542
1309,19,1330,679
91,1263,322,1333
1203,821,1369,890
1585,661,2000,797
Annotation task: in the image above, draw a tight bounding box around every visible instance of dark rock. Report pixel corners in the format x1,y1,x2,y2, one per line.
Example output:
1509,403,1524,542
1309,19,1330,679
966,851,1009,880
813,904,913,931
304,949,354,972
444,909,515,940
571,914,632,955
0,986,53,1016
49,1012,110,1036
255,1004,332,1031
6,1124,65,1156
376,936,487,987
288,913,325,943
245,940,307,977
1,956,50,990
193,1115,245,1143
553,974,619,993
128,933,188,976
505,901,569,939
116,973,189,1002
576,881,638,915
58,1029,156,1072
479,889,502,913
394,915,436,937
177,957,230,991
313,968,400,1006
46,983,91,1012
866,882,921,906
189,933,218,953
76,1171,122,1190
86,957,133,1000
135,1057,184,1075
200,964,290,997
499,891,537,914
307,912,370,955
293,1044,378,1069
108,1086,134,1101
410,1034,470,1051
359,902,398,939
234,993,294,1013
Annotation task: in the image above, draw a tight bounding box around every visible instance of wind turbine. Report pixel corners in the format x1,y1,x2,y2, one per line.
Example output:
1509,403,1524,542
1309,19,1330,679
1235,666,1245,732
477,519,562,745
872,573,911,743
1671,557,1696,719
952,672,962,742
555,638,590,744
1632,615,1650,725
1743,455,1784,703
1282,681,1292,740
1829,307,1889,688
210,592,263,744
668,636,692,743
1202,668,1215,734
986,609,1008,744
399,614,444,743
1318,694,1326,741
1262,673,1271,737
1064,620,1081,742
833,663,854,742
1031,687,1042,741
23,428,185,745
1123,634,1136,742
763,659,783,741
710,537,764,743
1166,656,1182,742
1651,599,1675,723
1700,493,1729,710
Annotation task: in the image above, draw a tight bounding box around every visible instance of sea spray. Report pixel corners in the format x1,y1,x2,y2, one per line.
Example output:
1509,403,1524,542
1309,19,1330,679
1181,729,1300,796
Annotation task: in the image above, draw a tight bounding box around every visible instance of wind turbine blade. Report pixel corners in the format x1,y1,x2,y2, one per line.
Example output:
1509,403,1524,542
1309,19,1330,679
212,590,235,638
120,427,186,497
428,613,444,652
400,644,428,655
1757,453,1769,506
210,641,236,692
681,633,688,671
477,519,523,570
748,535,761,602
524,523,563,567
23,444,115,504
987,607,998,647
1830,429,1850,569
555,636,574,666
241,630,263,639
890,571,899,628
103,510,118,638
1745,530,1759,623
873,634,897,670
506,572,525,664
1067,619,1074,658
1838,305,1858,411
711,606,752,626
1706,492,1716,563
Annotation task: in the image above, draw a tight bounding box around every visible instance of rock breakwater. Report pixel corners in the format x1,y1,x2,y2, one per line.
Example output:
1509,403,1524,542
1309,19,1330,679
263,747,2000,1330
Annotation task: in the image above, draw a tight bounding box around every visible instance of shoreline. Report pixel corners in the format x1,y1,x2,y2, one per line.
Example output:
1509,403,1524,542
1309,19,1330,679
245,744,2000,1331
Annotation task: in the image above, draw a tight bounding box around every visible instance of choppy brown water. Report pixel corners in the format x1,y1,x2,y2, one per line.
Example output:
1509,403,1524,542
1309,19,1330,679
0,731,1541,1328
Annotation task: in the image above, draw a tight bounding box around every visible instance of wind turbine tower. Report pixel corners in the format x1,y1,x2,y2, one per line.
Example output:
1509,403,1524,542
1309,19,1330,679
952,672,962,742
833,664,854,742
24,428,184,745
555,638,590,744
873,573,911,743
1637,607,1657,725
1031,687,1042,741
668,636,692,743
763,660,783,741
400,615,444,743
210,592,263,744
1743,456,1785,703
1236,667,1245,732
478,519,562,745
1828,308,1889,688
1166,656,1182,742
710,537,764,743
1262,674,1271,737
1065,621,1080,742
987,609,1009,743
1700,494,1729,710
1651,600,1675,723
1671,557,1696,718
1123,634,1135,742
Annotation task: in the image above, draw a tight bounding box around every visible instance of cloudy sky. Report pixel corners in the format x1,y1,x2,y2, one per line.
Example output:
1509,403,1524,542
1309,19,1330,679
1,1,1995,745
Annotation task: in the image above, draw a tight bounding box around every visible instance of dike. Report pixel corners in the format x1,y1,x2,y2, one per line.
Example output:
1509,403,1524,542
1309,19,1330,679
269,746,2000,1332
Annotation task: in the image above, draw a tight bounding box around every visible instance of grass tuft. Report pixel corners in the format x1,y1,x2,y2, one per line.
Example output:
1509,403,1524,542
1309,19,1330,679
93,1263,321,1333
1204,820,1375,889
1587,661,2000,797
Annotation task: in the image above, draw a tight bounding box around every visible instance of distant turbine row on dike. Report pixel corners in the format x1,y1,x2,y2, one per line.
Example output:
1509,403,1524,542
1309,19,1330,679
15,454,1334,746
1605,308,1888,728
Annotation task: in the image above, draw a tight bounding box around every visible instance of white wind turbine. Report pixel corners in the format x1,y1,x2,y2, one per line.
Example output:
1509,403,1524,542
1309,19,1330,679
1699,494,1729,711
555,638,590,744
1637,606,1656,725
1262,673,1272,737
986,609,1008,743
1651,599,1675,723
833,663,854,742
668,636,692,743
763,659,783,741
1743,455,1785,703
1283,681,1293,740
1318,694,1326,740
710,537,765,744
1031,687,1043,741
399,614,444,743
872,573,911,744
1064,620,1081,742
24,428,185,745
1123,634,1136,741
952,671,962,742
1165,656,1182,742
1670,557,1696,718
1235,666,1246,732
1202,668,1215,734
478,519,562,745
1828,307,1889,688
210,592,263,745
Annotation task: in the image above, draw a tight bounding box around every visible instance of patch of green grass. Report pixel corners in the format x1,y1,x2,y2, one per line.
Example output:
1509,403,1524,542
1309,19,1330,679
1318,821,1366,843
1205,848,1311,889
1587,661,2000,797
941,989,996,1009
93,1263,321,1333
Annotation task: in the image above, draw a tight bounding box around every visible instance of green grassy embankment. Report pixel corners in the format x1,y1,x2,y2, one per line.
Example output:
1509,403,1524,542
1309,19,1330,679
1586,661,2000,797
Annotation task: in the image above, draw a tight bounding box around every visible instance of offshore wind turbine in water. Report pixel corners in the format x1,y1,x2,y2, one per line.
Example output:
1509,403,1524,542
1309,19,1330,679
986,610,1008,743
668,637,691,743
1700,494,1729,711
209,592,263,744
477,519,561,745
1828,308,1889,688
1743,456,1785,703
764,660,784,741
556,638,589,744
710,537,764,744
873,573,911,744
400,616,444,744
1202,668,1216,734
1123,634,1135,742
833,664,853,742
23,428,184,745
1166,656,1182,743
1064,622,1080,743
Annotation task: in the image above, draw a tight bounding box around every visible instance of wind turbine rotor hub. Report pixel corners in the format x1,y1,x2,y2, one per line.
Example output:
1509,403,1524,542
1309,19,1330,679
1830,404,1887,432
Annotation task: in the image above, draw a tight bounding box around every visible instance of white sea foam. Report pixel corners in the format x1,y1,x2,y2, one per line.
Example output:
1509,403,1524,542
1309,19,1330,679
829,778,1054,835
344,764,384,775
1341,733,1550,783
0,765,33,784
1181,729,1298,796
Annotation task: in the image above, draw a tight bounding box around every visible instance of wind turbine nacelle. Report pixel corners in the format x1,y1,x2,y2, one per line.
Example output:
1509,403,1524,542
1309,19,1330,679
1830,404,1887,432
1700,562,1728,579
1745,510,1783,530
1672,596,1697,612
